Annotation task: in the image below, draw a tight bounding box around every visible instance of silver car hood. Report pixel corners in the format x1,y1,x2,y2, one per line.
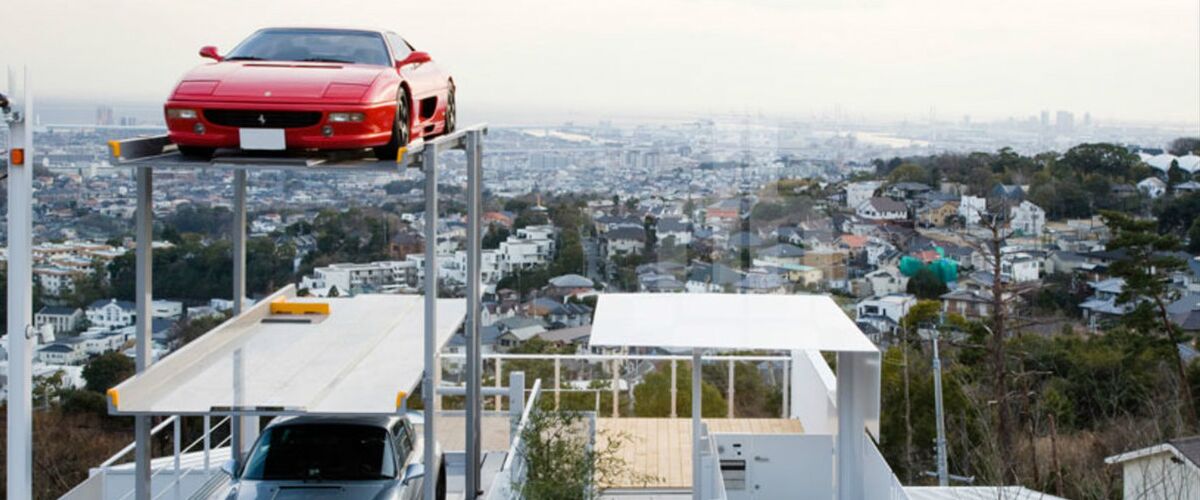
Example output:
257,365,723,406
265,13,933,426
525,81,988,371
228,479,399,500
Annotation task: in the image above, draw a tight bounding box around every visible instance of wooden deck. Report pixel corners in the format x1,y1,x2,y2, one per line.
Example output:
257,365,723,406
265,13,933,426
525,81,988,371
596,418,804,490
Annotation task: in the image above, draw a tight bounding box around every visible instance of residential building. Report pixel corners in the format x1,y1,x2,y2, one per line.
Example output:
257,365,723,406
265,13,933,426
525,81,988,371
35,306,83,335
1106,436,1200,500
1009,201,1046,237
87,299,136,329
1138,177,1168,199
856,197,908,221
603,226,647,257
844,180,883,211
855,294,916,337
1080,278,1133,330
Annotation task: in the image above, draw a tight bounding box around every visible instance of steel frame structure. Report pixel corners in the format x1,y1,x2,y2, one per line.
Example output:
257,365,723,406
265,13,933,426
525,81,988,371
104,123,488,500
5,67,35,500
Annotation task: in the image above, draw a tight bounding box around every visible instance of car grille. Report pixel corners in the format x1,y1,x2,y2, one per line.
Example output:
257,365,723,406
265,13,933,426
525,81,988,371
203,109,322,129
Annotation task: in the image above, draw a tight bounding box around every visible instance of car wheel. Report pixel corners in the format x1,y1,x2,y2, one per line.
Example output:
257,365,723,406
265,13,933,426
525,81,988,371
374,87,410,161
436,460,446,500
177,146,214,160
443,86,456,135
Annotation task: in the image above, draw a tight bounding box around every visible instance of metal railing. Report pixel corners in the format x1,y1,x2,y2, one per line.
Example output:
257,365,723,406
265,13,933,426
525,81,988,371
484,378,543,500
440,351,793,419
90,415,232,500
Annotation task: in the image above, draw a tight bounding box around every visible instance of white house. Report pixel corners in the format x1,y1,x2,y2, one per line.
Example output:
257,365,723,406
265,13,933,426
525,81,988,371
958,195,987,225
1138,177,1169,199
855,294,916,336
656,217,692,245
603,227,647,257
152,300,184,319
38,341,87,365
856,197,908,221
1106,436,1200,500
864,269,907,297
498,225,557,272
1009,200,1046,237
300,260,418,294
35,306,83,335
845,181,883,211
86,299,136,329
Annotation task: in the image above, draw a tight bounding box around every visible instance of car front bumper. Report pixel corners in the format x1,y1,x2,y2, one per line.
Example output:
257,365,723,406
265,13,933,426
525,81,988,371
164,99,395,150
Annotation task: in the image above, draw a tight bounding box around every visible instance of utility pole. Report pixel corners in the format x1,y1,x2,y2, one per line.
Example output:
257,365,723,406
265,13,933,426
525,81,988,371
5,67,35,500
931,325,949,486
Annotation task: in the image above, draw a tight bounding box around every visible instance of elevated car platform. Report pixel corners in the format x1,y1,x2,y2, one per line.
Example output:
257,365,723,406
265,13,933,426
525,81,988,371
108,133,433,172
107,285,466,416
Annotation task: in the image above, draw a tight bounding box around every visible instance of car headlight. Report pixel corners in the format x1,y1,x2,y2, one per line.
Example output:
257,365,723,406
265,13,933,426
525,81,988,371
166,108,198,120
328,112,365,123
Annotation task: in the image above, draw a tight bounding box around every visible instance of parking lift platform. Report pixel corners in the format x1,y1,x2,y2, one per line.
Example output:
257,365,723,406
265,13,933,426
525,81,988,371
106,285,466,416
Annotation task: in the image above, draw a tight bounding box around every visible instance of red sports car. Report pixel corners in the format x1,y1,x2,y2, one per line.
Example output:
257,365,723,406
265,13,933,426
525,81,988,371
164,27,455,160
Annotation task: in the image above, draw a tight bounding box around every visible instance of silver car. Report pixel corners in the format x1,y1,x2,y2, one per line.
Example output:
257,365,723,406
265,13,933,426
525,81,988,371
221,415,444,500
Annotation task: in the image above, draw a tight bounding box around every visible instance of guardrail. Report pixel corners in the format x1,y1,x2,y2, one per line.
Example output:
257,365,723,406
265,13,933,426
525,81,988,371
440,352,794,419
484,378,543,500
76,416,232,500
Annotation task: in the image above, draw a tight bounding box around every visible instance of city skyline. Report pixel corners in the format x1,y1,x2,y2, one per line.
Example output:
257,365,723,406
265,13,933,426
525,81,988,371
2,0,1198,126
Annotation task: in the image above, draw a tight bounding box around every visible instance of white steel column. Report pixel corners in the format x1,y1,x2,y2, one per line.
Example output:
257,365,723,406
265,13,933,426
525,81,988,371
422,145,439,500
5,67,34,500
230,169,258,461
670,360,678,418
836,352,866,500
465,130,484,499
691,349,702,500
134,165,154,500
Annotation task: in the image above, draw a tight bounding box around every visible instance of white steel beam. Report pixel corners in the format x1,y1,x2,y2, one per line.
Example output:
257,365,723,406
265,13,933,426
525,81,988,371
422,143,439,500
230,168,258,462
691,349,702,500
465,129,484,499
134,164,154,500
6,67,34,500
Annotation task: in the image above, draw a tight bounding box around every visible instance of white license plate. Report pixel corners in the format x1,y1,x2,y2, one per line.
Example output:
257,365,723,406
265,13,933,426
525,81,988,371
239,128,286,150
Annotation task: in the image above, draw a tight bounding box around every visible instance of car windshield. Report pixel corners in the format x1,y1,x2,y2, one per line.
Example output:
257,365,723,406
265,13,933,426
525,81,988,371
241,424,397,481
225,29,391,66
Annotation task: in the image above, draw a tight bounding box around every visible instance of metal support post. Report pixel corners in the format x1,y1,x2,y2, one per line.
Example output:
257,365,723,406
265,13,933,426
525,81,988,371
836,352,867,500
494,359,503,410
231,169,258,462
691,349,702,500
422,144,439,500
554,358,562,410
5,67,33,500
727,360,735,418
782,358,790,418
134,166,154,500
509,372,525,436
465,129,484,499
611,359,620,417
203,415,212,471
932,330,949,486
173,418,182,500
670,360,678,418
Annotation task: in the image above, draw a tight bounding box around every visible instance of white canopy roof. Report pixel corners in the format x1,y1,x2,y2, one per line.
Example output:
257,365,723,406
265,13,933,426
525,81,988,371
588,293,877,352
108,287,464,415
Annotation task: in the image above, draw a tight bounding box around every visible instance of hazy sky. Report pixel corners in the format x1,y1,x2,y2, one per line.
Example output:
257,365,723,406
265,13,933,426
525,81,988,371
2,0,1198,126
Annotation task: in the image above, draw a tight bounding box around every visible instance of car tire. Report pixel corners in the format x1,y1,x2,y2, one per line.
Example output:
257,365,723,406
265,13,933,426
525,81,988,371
177,146,214,160
436,460,446,500
374,87,411,161
442,86,456,135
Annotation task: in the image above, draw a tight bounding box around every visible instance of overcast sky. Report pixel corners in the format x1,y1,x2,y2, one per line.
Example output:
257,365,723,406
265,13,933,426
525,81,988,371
2,0,1198,126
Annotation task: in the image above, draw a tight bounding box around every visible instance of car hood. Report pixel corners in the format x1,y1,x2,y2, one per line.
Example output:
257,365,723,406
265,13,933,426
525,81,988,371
173,62,386,103
227,479,399,500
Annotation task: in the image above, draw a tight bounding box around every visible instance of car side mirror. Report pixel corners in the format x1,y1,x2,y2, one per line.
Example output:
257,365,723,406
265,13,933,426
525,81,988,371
400,462,425,486
396,51,431,68
199,46,223,62
220,459,239,479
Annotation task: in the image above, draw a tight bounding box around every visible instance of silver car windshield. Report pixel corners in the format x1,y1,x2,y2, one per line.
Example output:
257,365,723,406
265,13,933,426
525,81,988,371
241,424,397,481
225,29,391,66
